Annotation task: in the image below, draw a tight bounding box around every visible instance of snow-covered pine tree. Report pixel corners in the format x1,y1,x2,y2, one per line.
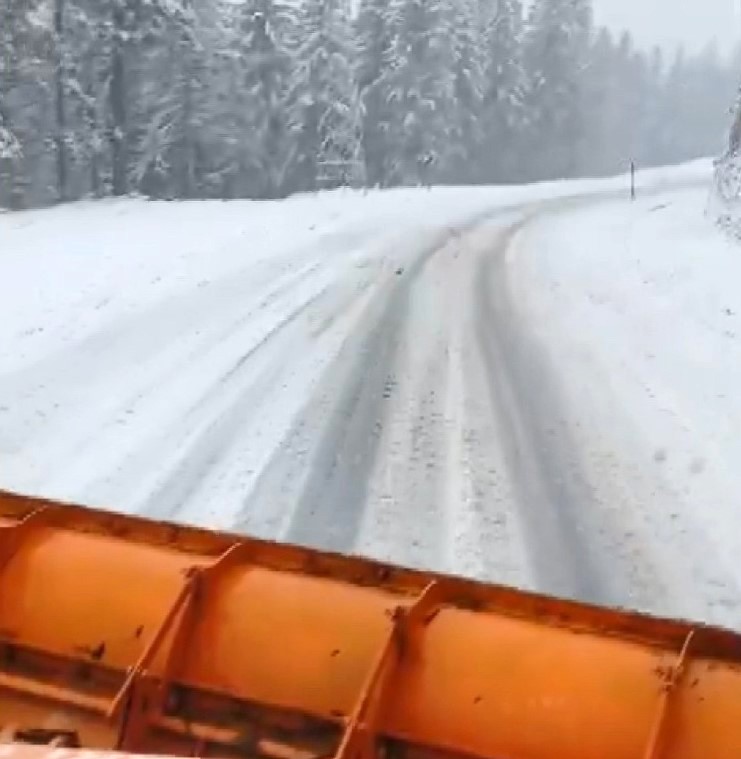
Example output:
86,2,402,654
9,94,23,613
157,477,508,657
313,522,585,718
0,0,52,207
107,0,139,196
614,33,651,171
445,0,485,184
52,0,71,201
0,112,21,162
98,0,168,196
727,82,741,158
60,0,113,198
222,0,293,198
47,0,110,201
523,0,593,180
480,0,526,183
679,43,735,161
0,4,24,207
356,0,393,186
658,47,706,166
0,102,23,206
381,0,457,186
711,58,741,229
581,27,622,175
288,0,364,191
583,31,678,176
133,0,212,197
640,46,671,166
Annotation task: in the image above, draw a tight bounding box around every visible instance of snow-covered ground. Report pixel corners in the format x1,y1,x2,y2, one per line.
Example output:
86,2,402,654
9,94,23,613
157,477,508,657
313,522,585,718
2,159,738,629
510,185,741,628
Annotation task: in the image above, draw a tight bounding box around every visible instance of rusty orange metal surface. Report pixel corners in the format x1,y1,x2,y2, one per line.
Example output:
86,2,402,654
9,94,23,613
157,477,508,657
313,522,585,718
0,489,739,759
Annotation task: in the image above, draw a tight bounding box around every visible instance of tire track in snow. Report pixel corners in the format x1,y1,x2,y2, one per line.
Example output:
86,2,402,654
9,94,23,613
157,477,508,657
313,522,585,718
239,262,413,549
353,224,531,587
0,252,327,461
475,198,705,610
244,212,500,554
2,231,385,500
121,253,389,523
475,221,612,605
0,223,377,415
132,286,334,521
238,229,459,549
435,246,531,585
354,246,462,573
118,270,375,518
474,215,678,608
7,263,338,499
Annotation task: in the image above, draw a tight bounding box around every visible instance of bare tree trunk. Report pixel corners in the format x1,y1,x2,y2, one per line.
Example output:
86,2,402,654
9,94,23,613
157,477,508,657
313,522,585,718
0,3,26,209
90,150,101,197
54,0,68,201
110,2,128,196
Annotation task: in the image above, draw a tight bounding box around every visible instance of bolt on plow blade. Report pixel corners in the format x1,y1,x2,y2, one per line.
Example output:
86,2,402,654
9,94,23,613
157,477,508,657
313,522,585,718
0,490,738,759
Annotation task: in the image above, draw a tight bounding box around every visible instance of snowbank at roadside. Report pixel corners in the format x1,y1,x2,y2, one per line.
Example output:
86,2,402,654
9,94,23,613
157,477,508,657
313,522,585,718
511,185,741,628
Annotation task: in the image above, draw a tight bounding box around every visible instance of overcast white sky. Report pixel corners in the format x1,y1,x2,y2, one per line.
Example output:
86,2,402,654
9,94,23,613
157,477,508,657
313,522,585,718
593,0,741,54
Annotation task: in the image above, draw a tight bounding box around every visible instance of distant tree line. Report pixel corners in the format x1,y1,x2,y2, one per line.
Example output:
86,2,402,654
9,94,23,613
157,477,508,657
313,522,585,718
1,0,739,209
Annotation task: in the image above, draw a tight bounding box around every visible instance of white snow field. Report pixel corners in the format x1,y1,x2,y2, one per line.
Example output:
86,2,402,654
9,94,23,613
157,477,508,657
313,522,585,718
1,160,738,629
510,185,741,628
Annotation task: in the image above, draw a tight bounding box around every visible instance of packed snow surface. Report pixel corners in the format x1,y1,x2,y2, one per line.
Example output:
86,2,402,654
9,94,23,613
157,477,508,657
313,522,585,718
2,160,739,628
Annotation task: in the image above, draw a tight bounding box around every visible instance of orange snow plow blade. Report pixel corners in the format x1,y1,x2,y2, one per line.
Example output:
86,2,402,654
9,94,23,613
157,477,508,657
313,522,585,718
0,490,739,759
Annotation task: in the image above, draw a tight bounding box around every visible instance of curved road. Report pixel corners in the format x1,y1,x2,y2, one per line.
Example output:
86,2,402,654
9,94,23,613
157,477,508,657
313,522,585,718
0,187,728,622
231,208,674,611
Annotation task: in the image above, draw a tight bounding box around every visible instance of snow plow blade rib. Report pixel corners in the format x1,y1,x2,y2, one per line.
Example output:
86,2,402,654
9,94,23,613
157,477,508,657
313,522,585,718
0,491,739,759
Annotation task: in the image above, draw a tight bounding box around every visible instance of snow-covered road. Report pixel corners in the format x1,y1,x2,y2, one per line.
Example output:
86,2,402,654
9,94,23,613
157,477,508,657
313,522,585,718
2,160,738,629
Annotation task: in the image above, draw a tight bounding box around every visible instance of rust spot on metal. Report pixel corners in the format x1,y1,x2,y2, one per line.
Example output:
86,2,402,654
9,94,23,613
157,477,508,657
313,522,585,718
74,641,105,661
